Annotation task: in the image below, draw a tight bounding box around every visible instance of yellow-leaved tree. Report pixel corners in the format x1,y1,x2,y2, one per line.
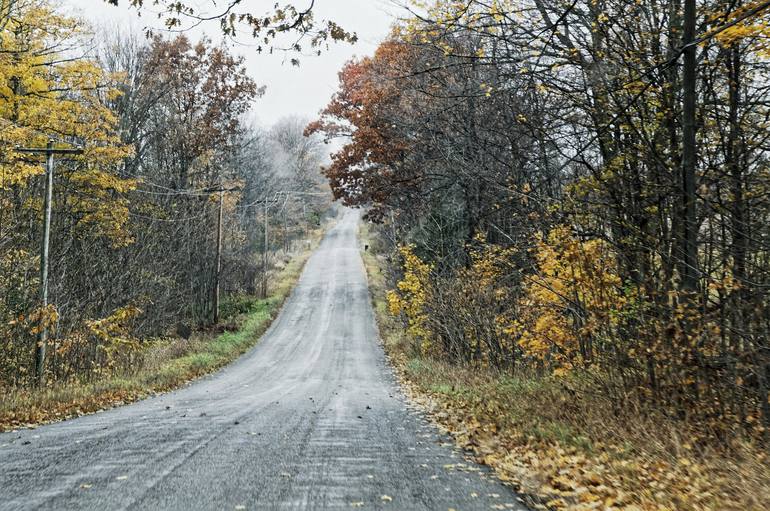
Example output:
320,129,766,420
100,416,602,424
0,0,134,384
0,0,134,242
387,244,434,355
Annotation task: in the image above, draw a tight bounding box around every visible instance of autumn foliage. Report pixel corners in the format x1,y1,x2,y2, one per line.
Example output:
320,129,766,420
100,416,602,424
313,0,770,446
0,0,327,389
305,41,420,219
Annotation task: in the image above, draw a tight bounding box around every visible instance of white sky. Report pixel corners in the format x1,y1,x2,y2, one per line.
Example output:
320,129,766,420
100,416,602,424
67,0,401,127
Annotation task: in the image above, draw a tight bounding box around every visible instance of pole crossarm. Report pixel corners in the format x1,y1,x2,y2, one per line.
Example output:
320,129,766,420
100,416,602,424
203,186,241,193
15,145,84,156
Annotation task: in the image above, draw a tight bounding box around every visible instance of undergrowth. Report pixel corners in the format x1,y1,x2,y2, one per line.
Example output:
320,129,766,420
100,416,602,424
360,222,770,511
0,225,325,432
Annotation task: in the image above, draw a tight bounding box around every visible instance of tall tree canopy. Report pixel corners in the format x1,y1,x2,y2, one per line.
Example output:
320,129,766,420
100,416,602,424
0,0,330,386
312,0,770,437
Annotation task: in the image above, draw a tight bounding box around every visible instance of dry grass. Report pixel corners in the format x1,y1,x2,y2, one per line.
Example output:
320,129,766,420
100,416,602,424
0,222,328,432
359,222,770,511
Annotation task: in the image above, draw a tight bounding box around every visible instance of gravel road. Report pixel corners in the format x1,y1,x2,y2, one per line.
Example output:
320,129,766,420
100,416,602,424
0,209,526,511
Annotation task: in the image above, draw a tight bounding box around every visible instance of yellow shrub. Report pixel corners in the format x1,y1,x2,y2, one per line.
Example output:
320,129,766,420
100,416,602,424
459,235,518,362
386,245,433,354
388,237,519,366
512,226,627,373
79,305,143,375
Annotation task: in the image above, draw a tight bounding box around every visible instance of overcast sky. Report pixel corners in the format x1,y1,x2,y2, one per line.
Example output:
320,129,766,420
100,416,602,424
68,0,400,127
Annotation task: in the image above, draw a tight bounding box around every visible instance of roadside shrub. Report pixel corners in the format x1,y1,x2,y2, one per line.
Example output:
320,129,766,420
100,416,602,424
386,226,770,439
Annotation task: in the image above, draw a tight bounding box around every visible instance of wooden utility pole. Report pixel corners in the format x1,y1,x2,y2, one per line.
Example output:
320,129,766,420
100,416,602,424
207,185,240,324
282,193,290,252
263,197,269,298
213,190,224,324
16,139,83,386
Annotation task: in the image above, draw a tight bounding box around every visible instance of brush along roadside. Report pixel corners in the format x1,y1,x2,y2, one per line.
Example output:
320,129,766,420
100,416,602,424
0,218,332,432
359,222,770,511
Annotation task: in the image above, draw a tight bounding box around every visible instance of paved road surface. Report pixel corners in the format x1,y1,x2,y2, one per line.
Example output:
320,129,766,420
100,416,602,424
0,209,526,510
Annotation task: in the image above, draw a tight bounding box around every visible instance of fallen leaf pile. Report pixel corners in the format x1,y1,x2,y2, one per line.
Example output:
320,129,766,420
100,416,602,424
378,344,770,511
0,387,160,432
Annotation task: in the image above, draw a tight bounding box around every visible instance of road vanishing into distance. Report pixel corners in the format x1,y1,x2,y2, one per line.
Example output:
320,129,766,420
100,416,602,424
0,209,526,511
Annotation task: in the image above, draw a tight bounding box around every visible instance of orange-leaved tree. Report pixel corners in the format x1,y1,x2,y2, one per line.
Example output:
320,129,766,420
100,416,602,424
306,39,422,219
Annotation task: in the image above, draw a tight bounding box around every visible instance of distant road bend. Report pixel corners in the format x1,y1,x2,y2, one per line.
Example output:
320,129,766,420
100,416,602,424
0,209,526,511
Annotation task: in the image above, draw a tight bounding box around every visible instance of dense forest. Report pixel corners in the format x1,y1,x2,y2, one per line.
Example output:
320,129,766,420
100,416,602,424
310,0,770,442
0,0,329,388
